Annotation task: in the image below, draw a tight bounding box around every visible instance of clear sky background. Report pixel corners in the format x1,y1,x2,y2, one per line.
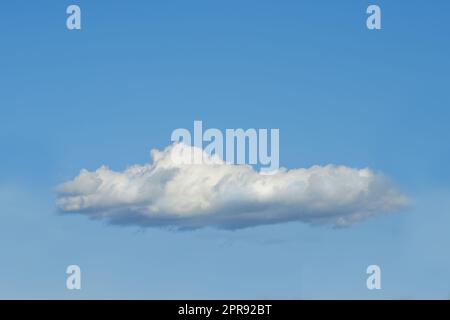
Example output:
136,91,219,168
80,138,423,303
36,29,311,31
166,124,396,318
0,0,449,299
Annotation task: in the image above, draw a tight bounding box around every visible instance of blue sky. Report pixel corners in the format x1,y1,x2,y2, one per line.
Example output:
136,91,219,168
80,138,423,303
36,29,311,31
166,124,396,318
0,0,449,299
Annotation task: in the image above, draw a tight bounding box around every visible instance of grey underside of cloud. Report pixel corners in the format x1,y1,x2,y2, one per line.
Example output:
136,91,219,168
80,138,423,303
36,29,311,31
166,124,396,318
56,143,408,230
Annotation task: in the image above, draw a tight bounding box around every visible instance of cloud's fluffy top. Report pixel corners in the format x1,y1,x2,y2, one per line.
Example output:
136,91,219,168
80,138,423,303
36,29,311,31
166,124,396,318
56,143,407,229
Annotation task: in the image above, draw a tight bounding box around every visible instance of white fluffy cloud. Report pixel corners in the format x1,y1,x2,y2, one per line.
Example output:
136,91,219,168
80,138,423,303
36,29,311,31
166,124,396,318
56,143,408,229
